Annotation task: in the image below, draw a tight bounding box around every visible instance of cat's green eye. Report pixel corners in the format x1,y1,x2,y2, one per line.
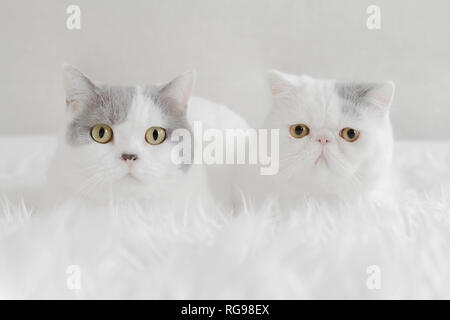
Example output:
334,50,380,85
289,124,310,139
145,127,166,145
91,124,113,144
340,127,360,142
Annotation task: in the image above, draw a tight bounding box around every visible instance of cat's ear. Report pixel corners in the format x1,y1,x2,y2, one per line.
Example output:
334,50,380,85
63,65,98,113
267,70,312,95
267,70,296,95
157,70,196,116
337,81,395,113
364,81,395,110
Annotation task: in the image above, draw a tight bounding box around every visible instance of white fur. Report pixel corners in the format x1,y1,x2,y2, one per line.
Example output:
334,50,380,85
0,138,450,298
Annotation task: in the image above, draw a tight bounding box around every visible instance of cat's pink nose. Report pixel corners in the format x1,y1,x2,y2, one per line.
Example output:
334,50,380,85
121,153,138,162
316,136,331,145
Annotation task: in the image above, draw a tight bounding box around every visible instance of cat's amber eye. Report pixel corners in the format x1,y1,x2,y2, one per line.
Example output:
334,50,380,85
289,124,310,139
145,127,167,145
340,127,360,142
90,124,113,144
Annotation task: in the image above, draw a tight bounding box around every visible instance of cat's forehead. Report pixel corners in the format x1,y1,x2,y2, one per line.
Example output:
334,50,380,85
298,80,336,107
94,85,162,125
115,86,172,134
289,80,342,122
291,80,374,124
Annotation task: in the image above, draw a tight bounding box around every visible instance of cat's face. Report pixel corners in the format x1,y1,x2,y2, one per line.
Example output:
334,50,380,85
55,66,194,200
265,70,395,197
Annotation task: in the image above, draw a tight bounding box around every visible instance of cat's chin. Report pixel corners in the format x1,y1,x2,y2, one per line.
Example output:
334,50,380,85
120,173,143,184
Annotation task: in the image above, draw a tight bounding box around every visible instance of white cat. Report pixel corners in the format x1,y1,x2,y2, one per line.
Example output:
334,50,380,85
45,66,246,211
237,70,396,209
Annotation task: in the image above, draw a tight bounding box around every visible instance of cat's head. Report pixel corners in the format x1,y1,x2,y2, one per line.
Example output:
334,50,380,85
55,66,195,200
265,70,395,197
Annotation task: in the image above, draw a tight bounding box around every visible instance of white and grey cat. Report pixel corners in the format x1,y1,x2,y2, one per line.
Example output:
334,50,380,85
238,70,396,209
47,66,246,210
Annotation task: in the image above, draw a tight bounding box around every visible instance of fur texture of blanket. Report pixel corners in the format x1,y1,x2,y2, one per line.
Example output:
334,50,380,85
0,137,449,299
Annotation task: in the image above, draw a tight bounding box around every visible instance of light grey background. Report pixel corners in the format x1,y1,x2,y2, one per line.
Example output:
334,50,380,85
1,0,449,139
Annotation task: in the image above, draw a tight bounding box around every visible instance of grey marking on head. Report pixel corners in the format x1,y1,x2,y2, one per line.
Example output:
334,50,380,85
336,82,379,117
66,85,135,145
141,85,194,173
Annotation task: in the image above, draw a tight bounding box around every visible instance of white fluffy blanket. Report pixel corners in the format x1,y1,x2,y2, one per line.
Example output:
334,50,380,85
0,136,449,299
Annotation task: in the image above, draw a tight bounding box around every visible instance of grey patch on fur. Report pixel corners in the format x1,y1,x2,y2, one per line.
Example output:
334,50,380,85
141,85,194,172
336,82,379,117
66,85,135,145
